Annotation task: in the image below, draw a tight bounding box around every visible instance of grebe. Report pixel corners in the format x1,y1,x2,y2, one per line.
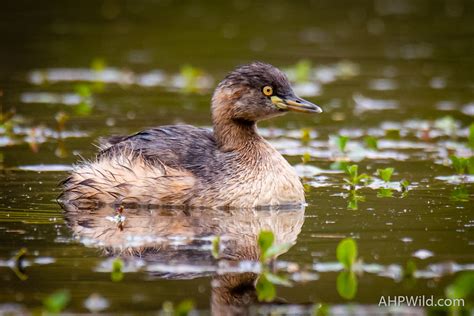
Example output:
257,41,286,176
60,62,322,208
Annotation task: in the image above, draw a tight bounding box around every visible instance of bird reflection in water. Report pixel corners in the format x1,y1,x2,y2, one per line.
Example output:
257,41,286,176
61,202,305,315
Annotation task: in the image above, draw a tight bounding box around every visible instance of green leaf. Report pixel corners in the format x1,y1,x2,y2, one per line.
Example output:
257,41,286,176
211,235,220,259
335,135,349,153
301,128,312,143
265,272,292,286
258,230,274,259
43,290,70,313
364,136,378,150
377,168,394,182
294,59,312,83
175,299,195,316
346,164,358,178
256,274,276,302
91,57,106,72
262,243,292,262
400,179,410,192
336,238,357,270
337,271,357,300
330,161,348,171
468,123,474,150
445,272,474,299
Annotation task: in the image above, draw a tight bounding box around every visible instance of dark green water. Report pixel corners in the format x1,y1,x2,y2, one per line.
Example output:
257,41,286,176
1,1,473,314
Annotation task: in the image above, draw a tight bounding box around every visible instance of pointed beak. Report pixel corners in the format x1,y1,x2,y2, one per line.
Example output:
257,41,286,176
271,95,322,114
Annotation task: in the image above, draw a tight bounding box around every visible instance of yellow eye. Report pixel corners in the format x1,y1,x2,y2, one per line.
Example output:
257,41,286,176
262,86,273,96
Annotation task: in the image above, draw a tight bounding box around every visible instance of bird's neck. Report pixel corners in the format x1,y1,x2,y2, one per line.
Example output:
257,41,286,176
212,115,262,152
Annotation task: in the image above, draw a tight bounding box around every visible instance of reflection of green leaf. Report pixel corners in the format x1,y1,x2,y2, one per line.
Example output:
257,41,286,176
256,274,276,302
74,84,92,98
75,102,93,116
312,303,329,316
265,272,292,286
258,231,274,258
91,57,106,72
451,185,469,202
175,299,195,316
377,188,393,198
262,243,292,262
211,235,220,259
337,271,357,300
330,161,348,171
111,258,124,282
302,152,311,164
400,179,410,192
364,136,378,150
445,272,474,299
377,168,394,182
403,259,417,279
347,190,365,210
43,290,70,313
336,238,357,270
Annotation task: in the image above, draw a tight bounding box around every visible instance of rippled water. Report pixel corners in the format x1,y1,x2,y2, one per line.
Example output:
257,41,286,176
1,1,473,314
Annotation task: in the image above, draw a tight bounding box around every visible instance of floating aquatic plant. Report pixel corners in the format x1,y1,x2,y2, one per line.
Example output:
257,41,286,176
331,135,349,153
450,155,474,175
162,299,195,316
336,238,358,270
376,168,395,197
111,258,124,282
300,127,312,144
43,290,71,314
468,123,474,150
343,164,370,189
211,235,220,259
301,152,311,164
364,135,378,150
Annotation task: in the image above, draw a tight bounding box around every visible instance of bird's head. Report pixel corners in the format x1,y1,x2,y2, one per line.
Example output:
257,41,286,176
212,62,322,123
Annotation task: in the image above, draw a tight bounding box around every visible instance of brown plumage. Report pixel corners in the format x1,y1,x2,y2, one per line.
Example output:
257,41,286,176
59,62,322,208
